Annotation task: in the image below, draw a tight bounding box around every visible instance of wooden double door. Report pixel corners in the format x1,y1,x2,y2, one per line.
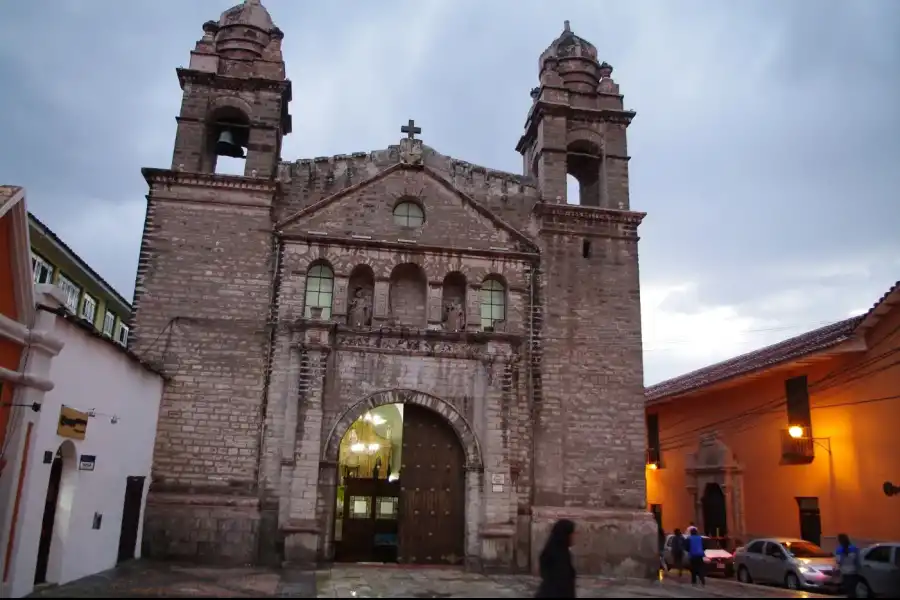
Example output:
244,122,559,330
337,403,465,565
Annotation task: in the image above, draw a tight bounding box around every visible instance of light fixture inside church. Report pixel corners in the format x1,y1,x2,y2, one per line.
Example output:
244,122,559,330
349,442,381,454
362,412,386,426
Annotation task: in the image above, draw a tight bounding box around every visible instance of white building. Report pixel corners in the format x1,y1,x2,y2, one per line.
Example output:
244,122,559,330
0,190,165,598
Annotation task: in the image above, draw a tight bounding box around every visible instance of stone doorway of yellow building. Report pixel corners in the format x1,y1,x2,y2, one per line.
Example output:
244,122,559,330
701,482,728,538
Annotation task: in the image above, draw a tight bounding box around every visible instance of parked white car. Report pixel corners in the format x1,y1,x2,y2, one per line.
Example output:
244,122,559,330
663,534,734,577
853,542,900,598
734,538,837,591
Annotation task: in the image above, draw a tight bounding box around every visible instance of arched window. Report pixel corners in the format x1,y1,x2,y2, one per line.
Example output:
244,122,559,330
479,279,506,330
304,264,334,319
393,201,425,228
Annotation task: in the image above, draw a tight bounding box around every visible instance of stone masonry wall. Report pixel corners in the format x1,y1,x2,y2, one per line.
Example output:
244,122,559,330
276,147,541,232
132,175,277,563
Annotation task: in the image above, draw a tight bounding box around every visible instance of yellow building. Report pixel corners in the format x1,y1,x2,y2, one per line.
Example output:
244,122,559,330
28,214,131,345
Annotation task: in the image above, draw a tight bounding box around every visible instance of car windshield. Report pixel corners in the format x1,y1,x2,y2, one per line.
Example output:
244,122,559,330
783,541,831,558
702,537,722,551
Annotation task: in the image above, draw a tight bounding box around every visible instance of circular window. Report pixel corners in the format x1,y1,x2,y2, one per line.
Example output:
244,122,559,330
393,201,424,228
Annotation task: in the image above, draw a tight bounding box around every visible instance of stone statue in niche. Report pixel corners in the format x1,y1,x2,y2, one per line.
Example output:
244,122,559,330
443,299,466,332
347,288,372,327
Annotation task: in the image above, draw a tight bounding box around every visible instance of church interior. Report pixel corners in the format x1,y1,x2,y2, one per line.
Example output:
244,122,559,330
334,403,404,563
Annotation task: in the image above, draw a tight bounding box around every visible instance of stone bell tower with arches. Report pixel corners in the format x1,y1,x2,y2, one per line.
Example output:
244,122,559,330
169,0,292,178
130,0,292,565
516,22,655,574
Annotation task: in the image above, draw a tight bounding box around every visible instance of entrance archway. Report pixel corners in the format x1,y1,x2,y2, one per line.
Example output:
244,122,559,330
701,483,728,538
34,440,77,584
321,389,483,566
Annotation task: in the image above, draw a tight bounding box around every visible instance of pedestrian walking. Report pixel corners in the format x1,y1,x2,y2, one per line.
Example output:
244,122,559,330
835,533,861,598
687,527,706,586
670,528,686,578
535,519,577,598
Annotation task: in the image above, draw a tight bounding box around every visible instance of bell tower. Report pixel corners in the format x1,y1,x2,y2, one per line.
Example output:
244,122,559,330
516,20,631,208
517,23,655,576
170,0,292,178
131,0,292,566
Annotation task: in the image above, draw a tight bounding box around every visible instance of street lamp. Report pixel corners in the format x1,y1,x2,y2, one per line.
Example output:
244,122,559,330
788,425,804,439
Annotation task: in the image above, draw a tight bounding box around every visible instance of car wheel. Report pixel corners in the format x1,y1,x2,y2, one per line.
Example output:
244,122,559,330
737,566,752,583
855,578,872,598
785,572,800,590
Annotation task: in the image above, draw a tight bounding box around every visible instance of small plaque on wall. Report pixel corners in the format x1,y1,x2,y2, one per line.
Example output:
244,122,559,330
78,455,96,471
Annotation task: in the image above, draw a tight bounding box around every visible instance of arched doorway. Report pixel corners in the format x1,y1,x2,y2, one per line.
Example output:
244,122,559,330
323,390,482,566
701,482,728,538
34,441,76,584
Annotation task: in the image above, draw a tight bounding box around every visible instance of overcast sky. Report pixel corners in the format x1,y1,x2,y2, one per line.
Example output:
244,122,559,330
1,0,897,384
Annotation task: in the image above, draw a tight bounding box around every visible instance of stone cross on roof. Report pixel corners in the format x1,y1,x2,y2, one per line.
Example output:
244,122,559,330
401,119,422,140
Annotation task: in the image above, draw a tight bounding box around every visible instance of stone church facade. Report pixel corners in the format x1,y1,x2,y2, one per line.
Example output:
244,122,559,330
132,0,656,576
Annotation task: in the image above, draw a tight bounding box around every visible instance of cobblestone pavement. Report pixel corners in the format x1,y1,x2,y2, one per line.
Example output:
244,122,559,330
26,561,837,598
316,564,838,598
26,561,315,598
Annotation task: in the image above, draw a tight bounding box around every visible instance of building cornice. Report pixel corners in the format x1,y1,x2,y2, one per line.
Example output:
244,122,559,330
176,68,291,97
516,100,636,153
534,202,646,226
142,168,280,193
278,232,539,262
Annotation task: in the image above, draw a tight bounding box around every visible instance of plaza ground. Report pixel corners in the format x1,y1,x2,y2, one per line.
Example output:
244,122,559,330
25,561,839,598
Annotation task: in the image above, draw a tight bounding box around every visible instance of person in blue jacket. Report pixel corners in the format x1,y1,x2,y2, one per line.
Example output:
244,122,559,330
835,533,860,598
687,527,706,586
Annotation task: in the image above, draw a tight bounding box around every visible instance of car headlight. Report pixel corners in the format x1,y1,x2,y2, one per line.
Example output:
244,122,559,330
798,565,816,575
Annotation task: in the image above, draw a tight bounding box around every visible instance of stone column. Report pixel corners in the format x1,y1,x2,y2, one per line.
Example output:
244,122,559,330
332,276,349,320
283,349,326,565
373,279,390,323
466,284,481,331
479,361,515,569
427,283,443,329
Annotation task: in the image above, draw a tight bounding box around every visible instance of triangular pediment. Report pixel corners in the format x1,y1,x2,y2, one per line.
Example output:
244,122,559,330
276,164,535,252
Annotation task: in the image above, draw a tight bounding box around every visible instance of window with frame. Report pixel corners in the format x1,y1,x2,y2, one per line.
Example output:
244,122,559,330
102,311,116,337
117,324,130,347
863,546,892,564
746,540,765,554
392,201,424,228
81,294,97,324
304,264,334,319
32,254,54,284
479,279,506,330
57,275,81,313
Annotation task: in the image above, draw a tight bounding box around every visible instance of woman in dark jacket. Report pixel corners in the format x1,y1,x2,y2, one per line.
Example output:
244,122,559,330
535,519,577,598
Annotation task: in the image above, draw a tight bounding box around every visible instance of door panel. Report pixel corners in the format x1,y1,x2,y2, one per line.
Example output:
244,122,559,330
397,403,465,565
117,476,146,563
340,478,400,563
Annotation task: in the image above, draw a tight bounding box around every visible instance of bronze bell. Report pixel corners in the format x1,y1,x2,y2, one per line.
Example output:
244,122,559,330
215,129,245,158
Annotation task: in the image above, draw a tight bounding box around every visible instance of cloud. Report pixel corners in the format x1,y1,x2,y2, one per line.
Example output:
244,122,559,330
1,0,898,387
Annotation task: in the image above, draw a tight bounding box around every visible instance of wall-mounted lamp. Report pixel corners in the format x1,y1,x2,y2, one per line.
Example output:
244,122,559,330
647,462,659,471
787,424,832,454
